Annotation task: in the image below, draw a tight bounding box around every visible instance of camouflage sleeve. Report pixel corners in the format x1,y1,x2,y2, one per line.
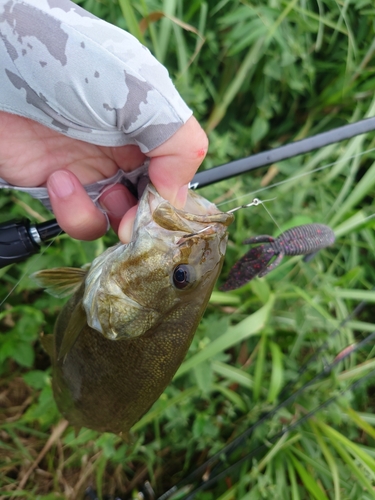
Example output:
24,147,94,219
0,0,192,153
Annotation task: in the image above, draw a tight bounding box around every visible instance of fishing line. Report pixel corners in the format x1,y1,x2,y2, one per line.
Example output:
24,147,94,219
257,199,282,232
212,144,375,241
216,145,375,209
91,181,121,204
226,197,277,213
226,197,281,234
1,139,373,277
157,330,375,500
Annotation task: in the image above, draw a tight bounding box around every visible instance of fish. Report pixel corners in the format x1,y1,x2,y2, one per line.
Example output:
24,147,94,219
221,223,335,291
33,183,233,435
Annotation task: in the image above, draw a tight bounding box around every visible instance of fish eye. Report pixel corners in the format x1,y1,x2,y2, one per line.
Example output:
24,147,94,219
173,264,195,290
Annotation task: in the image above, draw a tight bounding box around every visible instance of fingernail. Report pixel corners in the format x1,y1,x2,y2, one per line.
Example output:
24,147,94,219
48,171,75,198
100,188,131,218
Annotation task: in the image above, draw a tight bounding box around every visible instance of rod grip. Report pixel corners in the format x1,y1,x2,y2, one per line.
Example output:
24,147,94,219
0,218,39,268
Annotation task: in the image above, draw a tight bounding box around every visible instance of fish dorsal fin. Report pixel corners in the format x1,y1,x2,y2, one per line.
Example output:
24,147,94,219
31,267,88,298
57,300,87,361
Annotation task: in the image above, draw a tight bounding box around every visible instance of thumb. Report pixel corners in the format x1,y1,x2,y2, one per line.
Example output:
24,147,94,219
147,115,208,208
118,116,208,243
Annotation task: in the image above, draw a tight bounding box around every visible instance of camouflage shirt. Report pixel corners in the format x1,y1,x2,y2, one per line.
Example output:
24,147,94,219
0,0,192,152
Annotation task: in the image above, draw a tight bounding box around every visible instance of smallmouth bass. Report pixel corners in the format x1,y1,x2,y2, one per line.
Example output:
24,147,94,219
34,184,233,434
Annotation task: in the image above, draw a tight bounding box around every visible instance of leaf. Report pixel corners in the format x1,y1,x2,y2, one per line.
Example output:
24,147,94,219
253,333,266,402
211,383,247,412
267,341,284,403
345,407,375,440
329,159,375,226
132,387,199,432
331,288,375,302
206,37,266,132
287,457,301,500
251,115,269,145
118,0,145,43
318,421,375,497
211,361,253,389
193,361,213,394
309,421,341,500
22,370,49,390
288,451,329,500
12,342,34,368
319,421,375,482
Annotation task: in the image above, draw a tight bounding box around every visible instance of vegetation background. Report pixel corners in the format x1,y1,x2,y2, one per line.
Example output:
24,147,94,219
1,0,375,498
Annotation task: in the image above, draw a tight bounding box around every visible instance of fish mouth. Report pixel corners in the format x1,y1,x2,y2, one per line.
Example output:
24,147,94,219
144,184,233,235
131,183,233,244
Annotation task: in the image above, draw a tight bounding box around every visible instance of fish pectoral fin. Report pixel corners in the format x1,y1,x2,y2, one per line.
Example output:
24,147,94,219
57,300,87,361
40,333,54,358
31,267,88,298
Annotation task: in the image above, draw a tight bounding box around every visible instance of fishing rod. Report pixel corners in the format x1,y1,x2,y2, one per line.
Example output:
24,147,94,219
1,115,375,269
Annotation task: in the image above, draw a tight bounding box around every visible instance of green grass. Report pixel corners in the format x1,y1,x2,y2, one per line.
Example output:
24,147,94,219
1,0,375,498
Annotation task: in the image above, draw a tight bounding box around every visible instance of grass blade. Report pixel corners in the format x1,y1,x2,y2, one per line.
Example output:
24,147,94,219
175,295,274,378
309,421,341,500
287,450,329,500
118,0,145,43
267,341,284,403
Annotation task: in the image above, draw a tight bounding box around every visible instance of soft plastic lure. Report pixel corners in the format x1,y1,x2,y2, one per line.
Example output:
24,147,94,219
221,223,335,291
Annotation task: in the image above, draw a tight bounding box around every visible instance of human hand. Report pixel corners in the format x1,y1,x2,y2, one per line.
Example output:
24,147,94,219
0,112,208,243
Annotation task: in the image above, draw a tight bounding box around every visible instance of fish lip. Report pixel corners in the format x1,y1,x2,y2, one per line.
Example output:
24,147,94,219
146,183,233,223
132,183,232,241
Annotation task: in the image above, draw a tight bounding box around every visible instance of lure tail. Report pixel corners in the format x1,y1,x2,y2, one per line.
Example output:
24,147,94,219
220,245,274,291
